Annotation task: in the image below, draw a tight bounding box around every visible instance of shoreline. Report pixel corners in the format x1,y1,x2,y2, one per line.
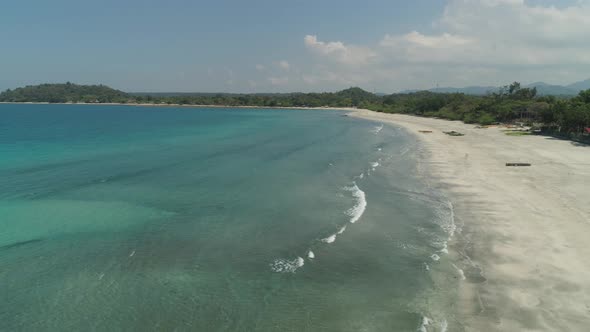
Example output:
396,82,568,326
349,109,590,331
0,101,349,111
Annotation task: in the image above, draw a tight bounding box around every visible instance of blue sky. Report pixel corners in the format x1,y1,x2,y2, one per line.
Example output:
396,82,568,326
1,0,589,92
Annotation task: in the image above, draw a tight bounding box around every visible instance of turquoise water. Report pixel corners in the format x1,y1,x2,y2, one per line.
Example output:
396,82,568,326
0,104,457,331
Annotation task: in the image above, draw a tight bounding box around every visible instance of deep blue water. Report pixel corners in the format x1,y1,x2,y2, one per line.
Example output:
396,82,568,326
0,104,457,331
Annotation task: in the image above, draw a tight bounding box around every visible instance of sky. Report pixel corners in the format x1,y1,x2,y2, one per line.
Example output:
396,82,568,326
1,0,590,93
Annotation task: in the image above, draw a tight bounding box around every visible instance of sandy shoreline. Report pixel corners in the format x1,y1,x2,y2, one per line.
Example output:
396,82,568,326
350,109,590,331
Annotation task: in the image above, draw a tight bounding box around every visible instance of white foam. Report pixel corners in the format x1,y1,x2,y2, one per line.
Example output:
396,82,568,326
447,202,456,237
430,254,440,261
440,319,448,332
337,225,347,234
359,173,364,179
370,161,380,171
378,147,382,151
439,242,448,254
270,257,305,273
417,316,430,332
346,183,367,224
424,262,430,271
372,124,384,134
452,263,466,280
322,234,337,243
129,250,135,257
308,250,315,259
432,200,457,237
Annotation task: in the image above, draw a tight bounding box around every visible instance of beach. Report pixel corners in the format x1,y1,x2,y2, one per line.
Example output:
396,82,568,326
2,102,589,330
351,109,590,331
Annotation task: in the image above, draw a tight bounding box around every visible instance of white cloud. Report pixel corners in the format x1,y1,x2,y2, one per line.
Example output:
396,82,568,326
432,0,590,64
304,35,376,66
298,0,590,90
268,76,289,86
276,60,290,71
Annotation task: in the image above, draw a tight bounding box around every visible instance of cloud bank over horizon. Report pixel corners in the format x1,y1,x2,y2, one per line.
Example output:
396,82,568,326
2,0,590,93
256,0,590,93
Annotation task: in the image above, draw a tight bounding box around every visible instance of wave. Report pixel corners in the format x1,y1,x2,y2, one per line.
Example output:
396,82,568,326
321,226,347,245
418,316,448,332
270,182,366,273
370,161,380,171
446,202,456,237
439,242,448,254
270,257,305,273
345,183,367,224
321,234,337,243
417,316,430,332
372,124,383,134
452,263,466,280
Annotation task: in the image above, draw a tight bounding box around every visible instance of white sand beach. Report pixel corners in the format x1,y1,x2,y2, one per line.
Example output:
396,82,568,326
351,110,590,331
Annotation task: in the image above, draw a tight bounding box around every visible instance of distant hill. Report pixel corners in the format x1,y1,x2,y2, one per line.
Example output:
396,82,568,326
0,83,129,103
523,82,577,96
403,78,590,96
335,87,380,102
130,92,296,97
401,86,499,95
432,86,498,95
566,79,590,92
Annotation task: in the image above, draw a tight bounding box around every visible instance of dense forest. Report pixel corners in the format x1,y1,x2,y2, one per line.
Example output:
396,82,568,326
0,83,129,103
1,82,589,140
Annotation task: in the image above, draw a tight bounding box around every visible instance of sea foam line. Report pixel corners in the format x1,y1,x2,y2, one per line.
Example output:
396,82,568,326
452,263,466,280
418,316,430,332
370,161,380,171
270,257,305,273
321,234,337,243
372,124,384,134
270,182,367,273
346,182,367,224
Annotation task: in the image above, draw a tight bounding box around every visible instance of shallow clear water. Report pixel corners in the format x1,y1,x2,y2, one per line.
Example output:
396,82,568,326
0,104,457,331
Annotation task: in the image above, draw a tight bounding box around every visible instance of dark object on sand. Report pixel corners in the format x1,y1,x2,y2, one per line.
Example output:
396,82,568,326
443,131,464,136
419,130,432,133
506,163,531,167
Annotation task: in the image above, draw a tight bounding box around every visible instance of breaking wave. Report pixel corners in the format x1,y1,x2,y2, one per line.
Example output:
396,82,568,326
270,257,305,273
345,183,367,224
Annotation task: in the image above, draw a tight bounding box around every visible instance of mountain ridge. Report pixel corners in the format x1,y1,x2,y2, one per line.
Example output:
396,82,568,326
400,78,590,96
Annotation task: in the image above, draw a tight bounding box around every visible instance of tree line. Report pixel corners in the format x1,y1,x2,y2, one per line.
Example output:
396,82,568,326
1,82,589,139
0,82,129,103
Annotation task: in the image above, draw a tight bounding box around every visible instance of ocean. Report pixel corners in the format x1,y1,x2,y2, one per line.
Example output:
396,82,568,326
0,104,458,331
